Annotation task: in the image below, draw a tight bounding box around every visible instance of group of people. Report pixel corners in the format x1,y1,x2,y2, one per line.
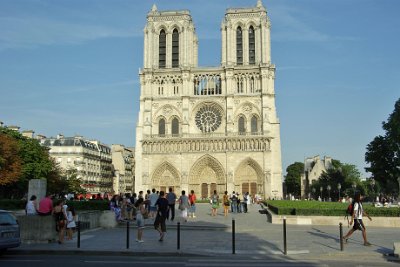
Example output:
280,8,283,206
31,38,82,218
25,193,77,244
109,188,197,243
210,190,252,217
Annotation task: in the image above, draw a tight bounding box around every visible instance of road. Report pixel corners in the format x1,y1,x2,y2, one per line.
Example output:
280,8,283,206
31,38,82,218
1,254,399,267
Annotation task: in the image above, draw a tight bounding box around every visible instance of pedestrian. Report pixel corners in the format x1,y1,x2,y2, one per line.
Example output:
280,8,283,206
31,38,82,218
231,192,238,213
66,206,76,240
188,190,197,218
166,187,177,221
53,199,66,244
342,192,372,246
38,193,53,216
223,191,230,217
148,188,159,218
134,198,146,243
26,195,38,215
178,190,190,222
242,192,249,213
154,191,169,241
110,195,122,222
210,190,219,216
236,193,241,213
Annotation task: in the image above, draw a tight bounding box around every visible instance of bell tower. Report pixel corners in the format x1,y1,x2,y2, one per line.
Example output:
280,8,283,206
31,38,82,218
221,0,271,67
143,4,198,70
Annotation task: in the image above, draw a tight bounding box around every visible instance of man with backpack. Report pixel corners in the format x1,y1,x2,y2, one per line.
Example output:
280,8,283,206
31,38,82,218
342,192,372,246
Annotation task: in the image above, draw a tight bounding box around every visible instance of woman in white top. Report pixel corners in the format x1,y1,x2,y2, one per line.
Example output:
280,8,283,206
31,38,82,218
342,192,372,246
66,206,76,240
25,195,38,215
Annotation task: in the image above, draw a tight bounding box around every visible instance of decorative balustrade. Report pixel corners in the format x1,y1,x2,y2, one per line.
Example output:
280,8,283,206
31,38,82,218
142,134,271,154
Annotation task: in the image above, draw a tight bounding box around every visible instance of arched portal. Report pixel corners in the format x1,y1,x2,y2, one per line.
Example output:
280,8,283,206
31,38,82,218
151,162,181,193
235,158,264,197
189,154,225,199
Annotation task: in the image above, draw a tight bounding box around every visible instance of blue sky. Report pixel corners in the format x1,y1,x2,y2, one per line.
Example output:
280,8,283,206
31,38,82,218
0,0,399,178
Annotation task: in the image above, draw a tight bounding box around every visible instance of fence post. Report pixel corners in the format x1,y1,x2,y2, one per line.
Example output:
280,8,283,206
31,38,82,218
77,220,80,248
283,217,287,255
177,222,180,250
232,219,236,254
126,220,130,249
339,223,343,251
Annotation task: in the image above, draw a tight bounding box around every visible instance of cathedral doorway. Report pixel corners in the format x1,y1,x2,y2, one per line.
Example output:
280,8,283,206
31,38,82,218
151,162,181,193
235,158,263,197
189,155,225,199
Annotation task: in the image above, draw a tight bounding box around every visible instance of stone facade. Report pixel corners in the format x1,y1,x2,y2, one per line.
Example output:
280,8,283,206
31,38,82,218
111,144,135,194
40,135,113,195
300,155,333,198
135,1,283,199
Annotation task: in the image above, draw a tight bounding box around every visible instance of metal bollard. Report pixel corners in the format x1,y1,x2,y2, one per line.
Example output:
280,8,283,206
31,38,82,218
232,219,236,254
177,222,180,250
339,223,343,251
126,220,130,249
77,221,80,248
283,217,287,255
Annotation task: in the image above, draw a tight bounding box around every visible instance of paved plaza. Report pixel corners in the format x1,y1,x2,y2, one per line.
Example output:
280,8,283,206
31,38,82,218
11,203,400,263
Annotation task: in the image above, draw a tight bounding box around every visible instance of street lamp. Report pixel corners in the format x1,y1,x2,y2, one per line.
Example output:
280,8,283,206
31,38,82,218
337,183,341,201
397,166,400,199
370,178,375,201
320,186,323,201
352,182,357,195
327,185,331,201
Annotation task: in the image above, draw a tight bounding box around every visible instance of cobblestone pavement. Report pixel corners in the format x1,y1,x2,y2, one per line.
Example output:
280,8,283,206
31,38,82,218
12,203,400,263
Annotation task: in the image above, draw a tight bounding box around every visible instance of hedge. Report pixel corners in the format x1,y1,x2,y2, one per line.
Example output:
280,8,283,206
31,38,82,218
265,200,400,217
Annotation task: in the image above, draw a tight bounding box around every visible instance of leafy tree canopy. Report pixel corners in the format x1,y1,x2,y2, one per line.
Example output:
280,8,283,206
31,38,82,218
365,98,400,195
310,160,363,200
0,127,61,198
284,162,304,197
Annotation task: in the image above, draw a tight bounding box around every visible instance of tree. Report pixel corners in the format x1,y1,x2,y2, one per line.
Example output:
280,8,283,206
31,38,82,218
365,98,400,195
0,133,22,186
311,160,363,201
285,162,304,197
0,127,62,198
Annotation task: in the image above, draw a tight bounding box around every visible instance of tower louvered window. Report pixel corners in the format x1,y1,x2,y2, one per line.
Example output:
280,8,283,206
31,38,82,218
251,115,258,133
249,26,255,65
159,118,165,136
159,30,166,68
236,27,243,65
238,116,245,134
172,29,179,68
171,117,179,136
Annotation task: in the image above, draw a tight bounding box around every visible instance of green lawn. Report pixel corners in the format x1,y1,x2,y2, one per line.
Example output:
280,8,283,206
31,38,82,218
265,200,400,217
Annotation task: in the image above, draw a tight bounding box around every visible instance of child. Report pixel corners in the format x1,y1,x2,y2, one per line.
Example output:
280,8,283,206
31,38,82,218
66,206,76,240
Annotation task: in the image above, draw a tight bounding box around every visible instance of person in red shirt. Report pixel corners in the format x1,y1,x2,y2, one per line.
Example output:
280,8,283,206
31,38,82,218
38,194,53,216
188,190,197,218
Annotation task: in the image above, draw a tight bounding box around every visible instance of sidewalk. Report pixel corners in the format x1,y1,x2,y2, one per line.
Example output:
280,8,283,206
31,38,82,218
11,203,399,261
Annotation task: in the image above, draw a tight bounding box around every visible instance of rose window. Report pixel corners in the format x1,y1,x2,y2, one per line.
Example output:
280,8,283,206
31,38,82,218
195,105,222,133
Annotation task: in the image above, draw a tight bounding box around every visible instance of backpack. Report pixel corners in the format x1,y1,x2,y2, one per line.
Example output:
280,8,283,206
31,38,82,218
345,200,358,227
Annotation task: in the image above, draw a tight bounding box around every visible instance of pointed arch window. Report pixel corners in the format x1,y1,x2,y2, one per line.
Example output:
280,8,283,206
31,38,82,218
171,117,179,136
249,26,255,65
158,118,165,136
251,115,258,133
238,116,246,134
159,29,166,68
172,29,179,68
236,27,243,65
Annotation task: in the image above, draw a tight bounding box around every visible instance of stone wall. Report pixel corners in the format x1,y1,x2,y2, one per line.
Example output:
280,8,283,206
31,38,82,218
17,210,110,244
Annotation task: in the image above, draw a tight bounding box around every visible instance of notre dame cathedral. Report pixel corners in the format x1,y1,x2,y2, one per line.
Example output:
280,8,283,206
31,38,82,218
135,0,283,199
